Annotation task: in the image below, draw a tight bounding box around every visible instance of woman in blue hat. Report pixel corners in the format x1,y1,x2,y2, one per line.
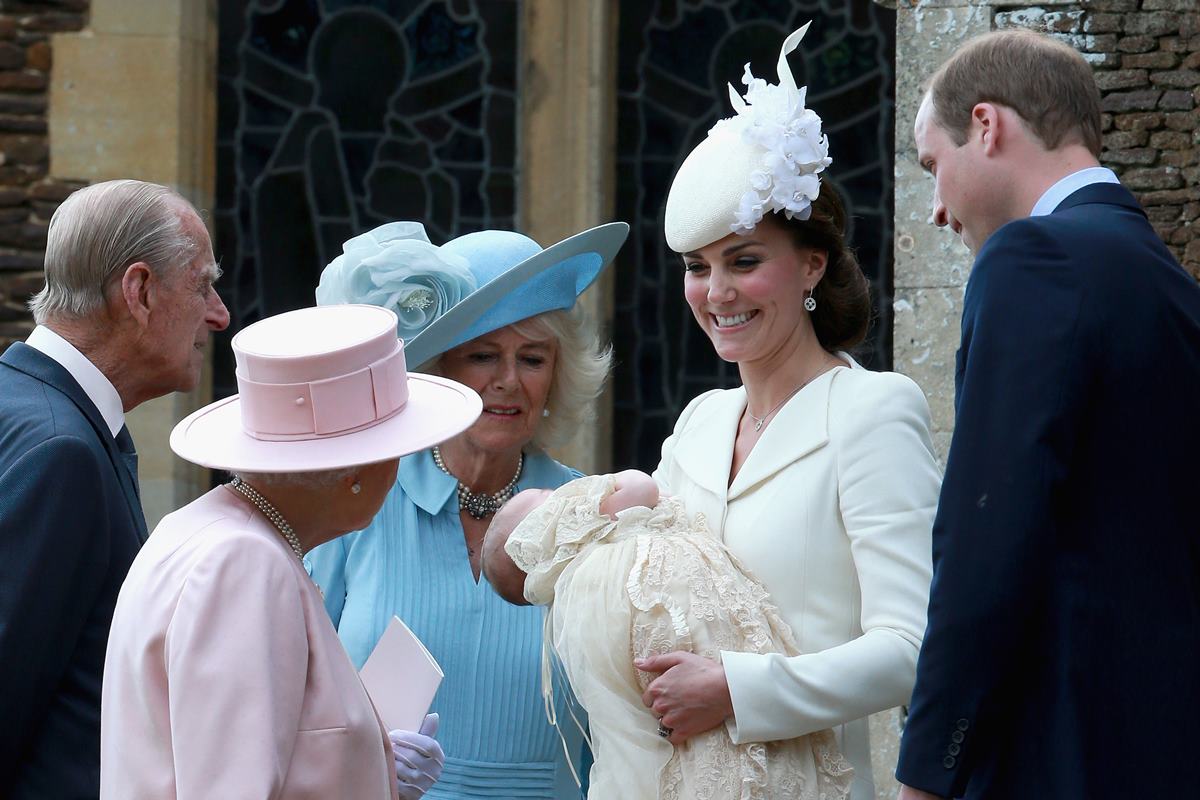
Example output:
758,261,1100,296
305,220,628,799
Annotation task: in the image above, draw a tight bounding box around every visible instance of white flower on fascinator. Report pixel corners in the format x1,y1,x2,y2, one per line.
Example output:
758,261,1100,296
710,23,831,235
316,221,477,343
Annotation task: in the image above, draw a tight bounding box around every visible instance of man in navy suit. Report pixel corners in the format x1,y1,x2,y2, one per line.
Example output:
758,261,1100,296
897,30,1200,799
0,180,229,797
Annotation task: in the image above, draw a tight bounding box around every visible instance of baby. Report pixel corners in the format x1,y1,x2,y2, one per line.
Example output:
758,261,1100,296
482,472,851,800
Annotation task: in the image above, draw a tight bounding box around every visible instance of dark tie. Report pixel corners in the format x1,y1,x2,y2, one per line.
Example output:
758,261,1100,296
115,424,140,499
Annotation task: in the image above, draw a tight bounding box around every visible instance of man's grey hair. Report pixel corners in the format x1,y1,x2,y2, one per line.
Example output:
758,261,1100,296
29,179,201,323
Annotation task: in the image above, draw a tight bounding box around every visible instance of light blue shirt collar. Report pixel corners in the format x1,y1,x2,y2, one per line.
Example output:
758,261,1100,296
399,446,581,516
1030,166,1120,217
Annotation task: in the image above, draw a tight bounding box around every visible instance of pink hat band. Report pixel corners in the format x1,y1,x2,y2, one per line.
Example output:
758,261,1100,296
236,342,409,441
231,305,413,443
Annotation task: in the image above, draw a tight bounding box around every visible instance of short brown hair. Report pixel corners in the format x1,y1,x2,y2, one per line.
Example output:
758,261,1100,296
767,182,871,352
927,29,1102,157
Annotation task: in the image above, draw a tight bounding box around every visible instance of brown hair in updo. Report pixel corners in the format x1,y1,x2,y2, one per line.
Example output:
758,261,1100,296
766,182,870,351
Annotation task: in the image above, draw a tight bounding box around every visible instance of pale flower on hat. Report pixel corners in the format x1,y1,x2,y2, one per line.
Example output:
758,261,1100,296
664,23,832,253
316,219,629,368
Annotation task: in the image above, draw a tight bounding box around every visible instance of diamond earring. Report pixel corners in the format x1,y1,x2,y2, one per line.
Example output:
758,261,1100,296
351,482,362,495
804,287,817,312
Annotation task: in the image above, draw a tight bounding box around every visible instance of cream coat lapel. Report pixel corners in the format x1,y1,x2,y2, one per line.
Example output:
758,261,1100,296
727,367,845,500
671,387,744,499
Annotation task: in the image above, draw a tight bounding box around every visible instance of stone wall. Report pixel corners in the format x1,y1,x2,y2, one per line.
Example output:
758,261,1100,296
0,1,87,352
995,0,1200,279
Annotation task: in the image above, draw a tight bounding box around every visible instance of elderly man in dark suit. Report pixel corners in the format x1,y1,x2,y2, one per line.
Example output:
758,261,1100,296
0,179,229,797
896,29,1200,800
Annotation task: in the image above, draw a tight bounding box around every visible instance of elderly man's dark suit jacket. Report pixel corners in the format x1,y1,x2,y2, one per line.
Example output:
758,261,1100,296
895,181,1200,798
0,342,148,798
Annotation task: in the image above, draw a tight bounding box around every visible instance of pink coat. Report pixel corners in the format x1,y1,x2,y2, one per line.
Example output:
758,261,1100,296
101,486,398,799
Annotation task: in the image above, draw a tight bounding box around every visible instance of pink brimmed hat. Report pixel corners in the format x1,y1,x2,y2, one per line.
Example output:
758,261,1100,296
170,304,481,472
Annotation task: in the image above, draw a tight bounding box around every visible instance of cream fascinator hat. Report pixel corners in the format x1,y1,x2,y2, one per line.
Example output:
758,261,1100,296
170,304,481,472
664,23,831,253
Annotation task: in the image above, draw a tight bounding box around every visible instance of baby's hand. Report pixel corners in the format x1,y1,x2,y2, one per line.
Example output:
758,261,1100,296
600,470,660,519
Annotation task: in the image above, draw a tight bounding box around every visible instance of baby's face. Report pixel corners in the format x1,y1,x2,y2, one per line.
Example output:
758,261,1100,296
482,489,553,604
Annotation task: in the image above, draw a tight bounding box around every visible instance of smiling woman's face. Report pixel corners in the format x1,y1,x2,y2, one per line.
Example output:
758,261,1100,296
681,215,824,366
438,324,557,456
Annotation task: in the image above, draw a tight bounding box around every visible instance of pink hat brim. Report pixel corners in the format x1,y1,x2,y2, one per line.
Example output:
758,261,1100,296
170,373,482,473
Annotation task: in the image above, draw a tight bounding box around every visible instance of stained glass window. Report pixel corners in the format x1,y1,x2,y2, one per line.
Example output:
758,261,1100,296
214,0,519,400
612,0,896,470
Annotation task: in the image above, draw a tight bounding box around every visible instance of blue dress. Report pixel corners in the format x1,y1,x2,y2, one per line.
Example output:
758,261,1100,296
305,448,584,799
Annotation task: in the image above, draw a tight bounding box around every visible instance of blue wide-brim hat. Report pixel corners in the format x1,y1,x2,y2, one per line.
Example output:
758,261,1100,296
315,221,629,367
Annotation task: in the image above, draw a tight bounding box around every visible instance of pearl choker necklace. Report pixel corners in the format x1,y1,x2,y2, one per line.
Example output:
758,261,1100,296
230,477,305,561
432,446,524,519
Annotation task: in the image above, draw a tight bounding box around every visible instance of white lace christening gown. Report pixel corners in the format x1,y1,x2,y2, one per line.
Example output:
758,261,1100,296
505,475,853,800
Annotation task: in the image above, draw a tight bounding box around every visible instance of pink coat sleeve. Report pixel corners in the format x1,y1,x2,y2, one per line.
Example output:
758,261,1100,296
164,534,309,799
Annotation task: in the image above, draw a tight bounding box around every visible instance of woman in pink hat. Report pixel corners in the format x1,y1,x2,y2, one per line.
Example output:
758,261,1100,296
99,304,482,800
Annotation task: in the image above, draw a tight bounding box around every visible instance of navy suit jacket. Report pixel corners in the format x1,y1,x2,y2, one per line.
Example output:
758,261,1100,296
0,343,148,798
896,183,1200,798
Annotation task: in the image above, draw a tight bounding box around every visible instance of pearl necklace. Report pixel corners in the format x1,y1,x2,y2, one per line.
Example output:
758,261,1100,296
230,477,305,561
432,446,524,519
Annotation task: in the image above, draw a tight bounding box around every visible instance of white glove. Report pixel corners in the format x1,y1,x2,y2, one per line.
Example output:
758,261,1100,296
389,713,445,800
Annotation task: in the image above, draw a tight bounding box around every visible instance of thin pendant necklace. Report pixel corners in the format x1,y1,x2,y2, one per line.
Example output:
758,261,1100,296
432,446,524,519
230,476,305,561
746,363,835,432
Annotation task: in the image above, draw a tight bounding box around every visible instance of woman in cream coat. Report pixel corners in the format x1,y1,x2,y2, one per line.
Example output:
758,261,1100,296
636,26,941,800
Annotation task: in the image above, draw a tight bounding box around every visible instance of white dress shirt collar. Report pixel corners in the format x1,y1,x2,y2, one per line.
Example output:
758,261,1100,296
25,325,126,438
1030,166,1120,217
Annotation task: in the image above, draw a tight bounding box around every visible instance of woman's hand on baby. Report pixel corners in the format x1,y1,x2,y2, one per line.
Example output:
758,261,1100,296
635,651,732,745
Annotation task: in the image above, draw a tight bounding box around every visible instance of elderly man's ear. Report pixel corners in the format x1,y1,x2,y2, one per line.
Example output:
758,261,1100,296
115,261,156,328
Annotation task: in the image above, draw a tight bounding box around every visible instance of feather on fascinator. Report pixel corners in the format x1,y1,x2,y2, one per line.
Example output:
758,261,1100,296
664,23,831,253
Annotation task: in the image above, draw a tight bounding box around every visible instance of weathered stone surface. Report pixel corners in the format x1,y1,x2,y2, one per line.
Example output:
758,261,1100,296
1185,239,1200,263
0,70,45,92
1084,12,1123,34
24,40,49,72
1144,0,1200,10
0,93,44,114
15,12,85,33
1101,111,1114,131
1122,51,1180,69
1150,69,1200,88
1162,148,1200,167
1084,33,1120,52
0,249,41,270
0,114,45,134
996,8,1085,34
1139,187,1200,205
1159,35,1200,53
2,270,43,300
894,157,974,290
1124,166,1186,189
1103,88,1162,111
1151,130,1193,149
1084,0,1138,11
1160,90,1196,110
1082,51,1122,68
1095,68,1149,90
1104,129,1150,148
27,179,81,201
894,286,964,443
1117,35,1158,53
0,134,46,164
1105,146,1158,165
1165,109,1200,130
1146,204,1183,222
1123,12,1182,38
1114,111,1163,130
0,41,24,70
